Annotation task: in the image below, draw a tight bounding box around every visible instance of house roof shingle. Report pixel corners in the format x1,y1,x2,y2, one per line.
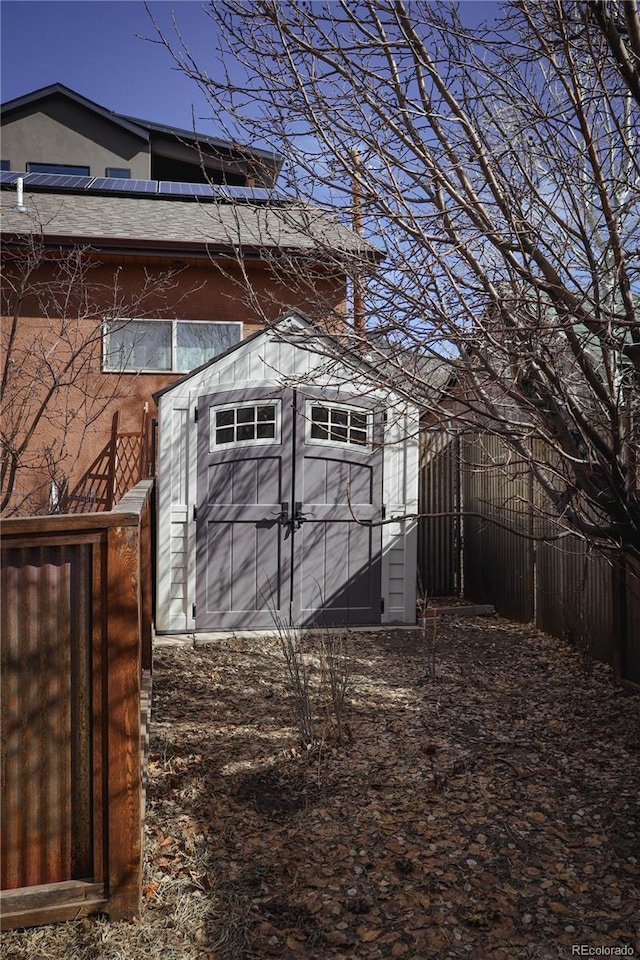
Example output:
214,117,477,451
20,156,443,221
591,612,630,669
0,189,379,259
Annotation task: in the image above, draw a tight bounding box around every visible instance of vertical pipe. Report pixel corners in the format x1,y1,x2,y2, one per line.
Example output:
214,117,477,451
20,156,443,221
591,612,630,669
352,152,365,337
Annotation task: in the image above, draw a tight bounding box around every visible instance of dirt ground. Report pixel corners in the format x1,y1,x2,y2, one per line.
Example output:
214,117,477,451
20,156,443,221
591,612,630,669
2,614,639,960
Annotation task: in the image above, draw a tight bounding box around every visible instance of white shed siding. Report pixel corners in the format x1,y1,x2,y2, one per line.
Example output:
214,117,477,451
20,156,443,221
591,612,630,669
155,320,419,632
381,408,419,623
156,401,192,631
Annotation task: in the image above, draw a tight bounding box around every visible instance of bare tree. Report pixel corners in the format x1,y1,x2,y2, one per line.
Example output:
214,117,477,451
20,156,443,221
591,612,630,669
1,232,181,515
151,0,640,561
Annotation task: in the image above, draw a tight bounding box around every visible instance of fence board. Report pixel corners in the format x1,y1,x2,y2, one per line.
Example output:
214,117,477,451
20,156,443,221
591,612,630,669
105,523,142,921
618,559,640,688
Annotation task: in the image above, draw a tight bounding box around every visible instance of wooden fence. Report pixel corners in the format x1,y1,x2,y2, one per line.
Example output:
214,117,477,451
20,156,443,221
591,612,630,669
419,432,640,688
0,479,154,929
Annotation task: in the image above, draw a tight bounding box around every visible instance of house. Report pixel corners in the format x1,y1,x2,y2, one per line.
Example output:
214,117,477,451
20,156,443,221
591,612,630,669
1,83,375,517
1,82,280,186
1,83,421,628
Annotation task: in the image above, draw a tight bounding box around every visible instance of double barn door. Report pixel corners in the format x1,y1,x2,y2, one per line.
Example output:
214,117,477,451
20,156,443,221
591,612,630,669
196,387,383,629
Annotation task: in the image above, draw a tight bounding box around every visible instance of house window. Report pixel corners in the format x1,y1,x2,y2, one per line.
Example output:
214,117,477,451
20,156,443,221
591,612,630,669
210,402,280,448
307,403,370,447
0,160,10,171
27,162,90,175
104,319,242,373
105,167,131,178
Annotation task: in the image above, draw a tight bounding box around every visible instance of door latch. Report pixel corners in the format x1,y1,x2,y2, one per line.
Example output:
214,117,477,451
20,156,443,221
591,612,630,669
293,501,309,530
272,502,290,527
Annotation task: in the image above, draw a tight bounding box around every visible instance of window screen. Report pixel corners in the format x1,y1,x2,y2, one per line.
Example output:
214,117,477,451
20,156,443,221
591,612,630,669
104,319,241,372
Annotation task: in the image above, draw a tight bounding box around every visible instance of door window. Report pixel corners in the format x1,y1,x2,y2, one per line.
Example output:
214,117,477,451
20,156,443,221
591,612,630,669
307,402,370,447
210,402,280,448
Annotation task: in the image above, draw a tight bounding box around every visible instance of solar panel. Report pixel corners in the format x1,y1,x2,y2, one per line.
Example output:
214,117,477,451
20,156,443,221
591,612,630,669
220,186,283,203
89,178,158,194
158,181,220,198
23,172,94,190
0,171,23,185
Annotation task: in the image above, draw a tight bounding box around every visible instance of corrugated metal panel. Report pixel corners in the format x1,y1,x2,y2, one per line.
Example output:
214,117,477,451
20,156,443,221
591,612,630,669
461,434,534,622
418,431,459,597
622,560,640,686
0,541,94,889
537,539,614,662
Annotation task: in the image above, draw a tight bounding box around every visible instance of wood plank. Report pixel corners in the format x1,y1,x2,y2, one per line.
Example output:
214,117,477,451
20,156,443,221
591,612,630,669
1,899,108,930
0,879,105,913
105,523,142,921
105,411,120,512
140,669,152,823
1,531,110,550
0,513,140,536
0,880,106,930
140,495,153,671
91,537,106,883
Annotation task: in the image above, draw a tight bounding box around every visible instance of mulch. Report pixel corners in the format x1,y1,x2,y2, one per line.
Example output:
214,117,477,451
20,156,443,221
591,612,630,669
2,614,639,959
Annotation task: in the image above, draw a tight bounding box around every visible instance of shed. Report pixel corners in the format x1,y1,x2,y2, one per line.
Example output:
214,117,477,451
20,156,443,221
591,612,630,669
154,315,419,632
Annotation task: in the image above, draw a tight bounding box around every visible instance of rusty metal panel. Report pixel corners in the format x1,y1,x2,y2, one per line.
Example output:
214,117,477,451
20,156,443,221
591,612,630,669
418,431,460,597
0,540,94,890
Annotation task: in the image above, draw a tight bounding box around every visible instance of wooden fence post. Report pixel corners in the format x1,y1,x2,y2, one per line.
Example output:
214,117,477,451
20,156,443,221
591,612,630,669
105,521,142,920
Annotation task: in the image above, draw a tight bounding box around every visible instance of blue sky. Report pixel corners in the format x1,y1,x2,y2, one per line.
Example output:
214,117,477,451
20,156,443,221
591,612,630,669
1,1,501,135
0,2,221,131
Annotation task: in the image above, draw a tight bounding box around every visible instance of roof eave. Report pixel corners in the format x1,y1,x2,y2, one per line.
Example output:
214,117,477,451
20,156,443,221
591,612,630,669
121,114,283,170
0,230,375,265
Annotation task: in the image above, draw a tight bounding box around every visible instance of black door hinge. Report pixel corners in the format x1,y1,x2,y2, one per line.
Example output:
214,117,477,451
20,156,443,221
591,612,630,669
193,505,198,521
194,407,199,422
380,598,385,613
192,603,196,619
382,504,386,520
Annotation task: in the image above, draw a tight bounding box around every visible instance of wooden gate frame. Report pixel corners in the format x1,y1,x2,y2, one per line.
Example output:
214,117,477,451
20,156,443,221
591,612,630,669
0,480,154,928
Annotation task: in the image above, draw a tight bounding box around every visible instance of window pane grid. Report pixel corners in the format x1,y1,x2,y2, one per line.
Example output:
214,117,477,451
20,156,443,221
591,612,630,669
309,404,370,446
214,404,277,446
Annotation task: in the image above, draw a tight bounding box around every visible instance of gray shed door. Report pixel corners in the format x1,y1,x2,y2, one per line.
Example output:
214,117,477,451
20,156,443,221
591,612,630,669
196,386,383,629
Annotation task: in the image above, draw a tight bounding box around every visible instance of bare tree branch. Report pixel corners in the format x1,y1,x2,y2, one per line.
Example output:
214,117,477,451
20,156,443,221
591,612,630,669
151,0,640,559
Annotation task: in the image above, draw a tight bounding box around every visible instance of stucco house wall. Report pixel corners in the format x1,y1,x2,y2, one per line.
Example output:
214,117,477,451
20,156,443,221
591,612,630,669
1,99,151,178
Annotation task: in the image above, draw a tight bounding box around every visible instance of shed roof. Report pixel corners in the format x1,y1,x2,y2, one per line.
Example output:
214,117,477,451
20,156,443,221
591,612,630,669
0,189,378,259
